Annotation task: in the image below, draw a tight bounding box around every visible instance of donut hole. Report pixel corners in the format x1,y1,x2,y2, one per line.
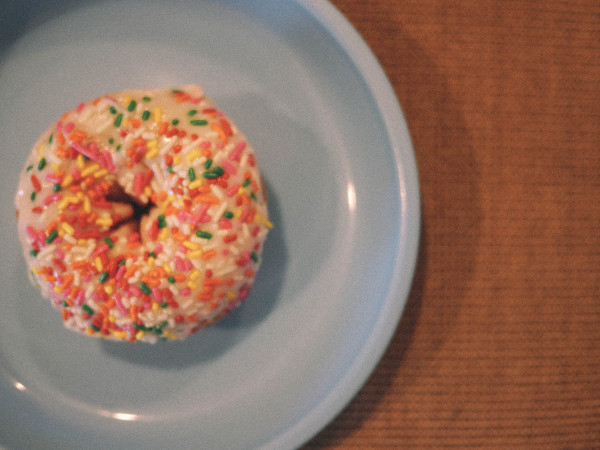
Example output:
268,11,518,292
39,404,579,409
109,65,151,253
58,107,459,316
106,182,155,233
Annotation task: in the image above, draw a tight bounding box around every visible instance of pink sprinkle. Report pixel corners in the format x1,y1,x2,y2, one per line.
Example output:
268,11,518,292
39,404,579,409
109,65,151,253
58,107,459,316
45,173,62,183
152,287,162,302
179,288,191,296
174,256,185,271
190,97,202,104
129,285,143,297
91,244,109,258
56,121,63,132
219,218,233,229
193,204,210,224
242,251,251,263
76,290,85,306
228,141,246,161
226,184,240,197
184,260,193,271
71,141,99,161
133,173,144,196
76,102,85,114
54,249,65,259
240,208,250,223
177,245,187,254
26,226,38,239
113,292,128,315
103,151,115,172
155,243,163,253
43,193,61,206
71,168,81,181
64,122,75,133
115,265,126,281
221,161,237,175
200,140,211,149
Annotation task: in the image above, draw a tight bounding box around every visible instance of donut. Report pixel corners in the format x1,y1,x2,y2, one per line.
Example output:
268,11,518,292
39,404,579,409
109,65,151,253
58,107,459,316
15,85,271,343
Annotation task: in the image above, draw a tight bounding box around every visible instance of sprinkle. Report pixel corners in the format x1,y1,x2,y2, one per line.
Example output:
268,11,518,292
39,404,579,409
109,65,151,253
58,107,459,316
228,141,246,161
46,230,58,244
195,230,212,239
171,118,179,125
188,167,196,182
142,110,150,120
139,282,152,295
82,304,94,315
190,119,208,126
53,183,61,192
187,109,197,117
157,215,167,228
109,106,117,114
143,96,151,102
26,164,33,172
114,113,123,127
127,100,137,112
99,272,109,283
30,192,37,202
38,158,47,171
104,237,114,248
30,249,38,257
204,159,212,170
223,211,234,219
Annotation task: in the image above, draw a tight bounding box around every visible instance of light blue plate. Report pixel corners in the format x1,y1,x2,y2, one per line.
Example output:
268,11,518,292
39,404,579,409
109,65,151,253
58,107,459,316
0,0,419,448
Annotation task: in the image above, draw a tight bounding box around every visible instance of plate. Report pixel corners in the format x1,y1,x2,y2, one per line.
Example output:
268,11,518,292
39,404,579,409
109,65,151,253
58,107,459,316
0,0,419,448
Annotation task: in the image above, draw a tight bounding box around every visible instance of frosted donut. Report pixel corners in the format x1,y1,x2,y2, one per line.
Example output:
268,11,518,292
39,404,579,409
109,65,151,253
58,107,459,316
15,85,271,343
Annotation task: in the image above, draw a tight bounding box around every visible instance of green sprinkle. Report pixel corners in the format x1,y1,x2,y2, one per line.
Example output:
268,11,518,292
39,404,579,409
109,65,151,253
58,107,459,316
90,324,100,332
30,192,36,202
251,251,258,263
104,237,114,248
99,272,109,283
62,300,68,307
116,145,122,152
38,158,47,171
142,110,150,120
29,249,39,257
108,138,114,145
114,113,123,127
53,184,61,192
190,119,208,126
109,106,117,114
188,167,196,182
195,230,212,239
167,165,173,173
243,178,251,187
82,304,94,315
204,159,212,170
148,252,156,259
143,96,151,102
26,165,34,172
117,259,127,266
202,171,220,179
223,211,234,219
187,109,197,117
127,100,137,112
157,214,167,228
45,230,58,244
213,166,224,176
160,302,168,308
139,282,152,295
48,134,53,144
171,118,179,126
83,155,90,161
168,276,176,284
250,192,257,201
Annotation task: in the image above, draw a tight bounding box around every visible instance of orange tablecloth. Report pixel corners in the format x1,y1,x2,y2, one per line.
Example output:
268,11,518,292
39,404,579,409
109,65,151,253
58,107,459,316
307,1,600,447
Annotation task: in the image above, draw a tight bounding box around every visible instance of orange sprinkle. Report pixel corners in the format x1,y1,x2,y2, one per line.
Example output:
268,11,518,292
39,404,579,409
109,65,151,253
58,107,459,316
184,315,198,322
202,249,217,260
68,129,87,143
56,132,66,145
141,276,160,287
61,274,74,290
106,297,116,309
123,264,139,279
197,293,213,301
173,274,186,282
62,308,73,321
203,278,223,286
129,118,141,128
158,121,168,135
211,122,228,144
172,232,188,241
99,304,109,317
244,268,254,278
126,241,142,250
193,194,221,205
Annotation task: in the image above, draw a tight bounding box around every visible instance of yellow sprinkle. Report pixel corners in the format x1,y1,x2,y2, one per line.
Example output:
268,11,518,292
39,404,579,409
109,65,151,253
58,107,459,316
163,264,172,274
122,96,132,106
136,330,145,340
158,228,169,241
235,208,242,219
77,154,85,169
182,241,200,250
238,187,246,195
144,186,152,197
95,217,113,227
32,267,39,274
188,179,203,190
147,139,158,150
57,229,65,238
38,145,44,155
152,303,160,312
226,291,236,299
189,270,201,281
153,107,163,124
81,163,100,177
61,174,73,188
122,117,129,126
163,330,175,340
83,197,91,214
108,315,116,323
86,328,95,336
186,281,197,290
77,239,87,246
93,168,109,178
111,330,127,339
173,155,181,166
53,285,63,294
186,149,202,162
104,285,114,295
61,222,75,236
188,250,203,259
147,257,155,267
94,256,103,272
145,148,159,160
51,162,59,171
264,218,274,229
